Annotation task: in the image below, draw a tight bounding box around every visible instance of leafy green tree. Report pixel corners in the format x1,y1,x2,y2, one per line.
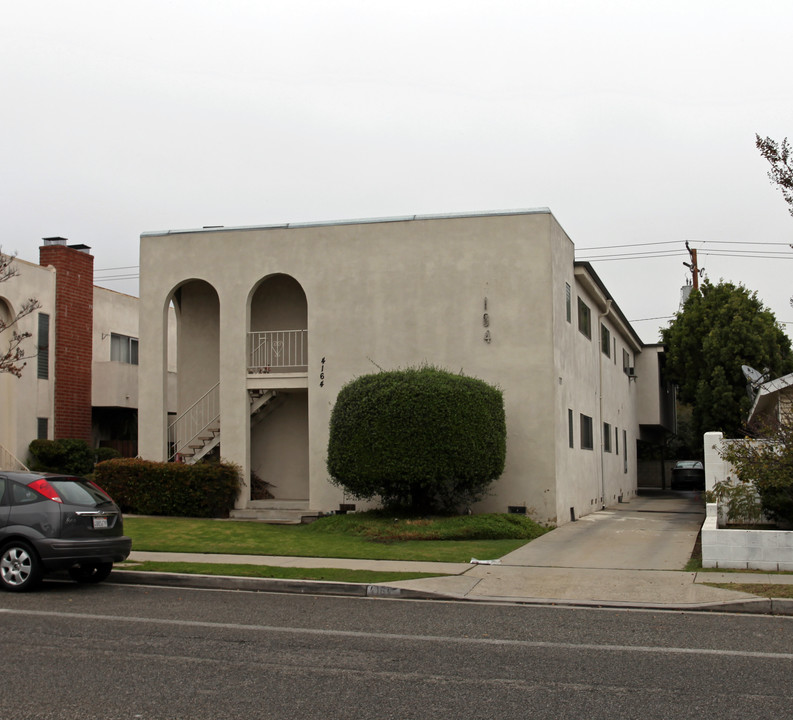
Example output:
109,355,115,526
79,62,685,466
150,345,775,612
661,281,793,443
756,134,793,216
327,366,506,514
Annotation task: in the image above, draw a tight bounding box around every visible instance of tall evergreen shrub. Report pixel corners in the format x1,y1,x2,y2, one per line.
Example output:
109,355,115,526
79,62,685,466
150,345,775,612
327,366,506,513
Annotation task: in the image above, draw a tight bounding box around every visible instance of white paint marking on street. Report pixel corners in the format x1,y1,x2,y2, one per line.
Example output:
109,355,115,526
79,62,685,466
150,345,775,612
2,607,793,660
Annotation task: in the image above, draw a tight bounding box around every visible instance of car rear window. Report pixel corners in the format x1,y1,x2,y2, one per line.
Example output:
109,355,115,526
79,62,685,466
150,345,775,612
48,478,112,506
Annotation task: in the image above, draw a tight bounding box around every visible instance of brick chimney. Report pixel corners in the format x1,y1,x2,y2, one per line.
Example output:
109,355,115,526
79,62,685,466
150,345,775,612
40,238,94,442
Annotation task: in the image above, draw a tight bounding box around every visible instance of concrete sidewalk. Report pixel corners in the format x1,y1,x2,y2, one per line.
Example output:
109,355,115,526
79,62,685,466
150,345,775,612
117,493,793,614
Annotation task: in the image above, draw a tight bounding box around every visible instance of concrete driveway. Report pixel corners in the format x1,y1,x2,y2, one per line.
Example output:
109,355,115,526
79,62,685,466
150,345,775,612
499,491,705,571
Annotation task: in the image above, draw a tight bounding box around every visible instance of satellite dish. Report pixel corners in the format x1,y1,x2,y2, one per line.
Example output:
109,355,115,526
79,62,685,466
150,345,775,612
742,365,770,400
742,365,764,385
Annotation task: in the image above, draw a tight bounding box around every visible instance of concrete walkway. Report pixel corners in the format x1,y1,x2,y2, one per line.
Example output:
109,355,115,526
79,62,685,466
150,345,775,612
121,492,793,614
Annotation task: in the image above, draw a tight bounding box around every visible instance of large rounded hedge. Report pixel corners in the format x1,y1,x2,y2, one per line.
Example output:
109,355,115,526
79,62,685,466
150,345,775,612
327,366,506,513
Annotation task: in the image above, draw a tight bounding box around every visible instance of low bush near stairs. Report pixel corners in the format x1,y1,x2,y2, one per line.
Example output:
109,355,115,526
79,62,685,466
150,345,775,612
95,458,241,518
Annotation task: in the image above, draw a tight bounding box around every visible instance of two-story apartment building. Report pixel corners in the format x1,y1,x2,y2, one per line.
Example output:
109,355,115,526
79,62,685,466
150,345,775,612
138,208,674,525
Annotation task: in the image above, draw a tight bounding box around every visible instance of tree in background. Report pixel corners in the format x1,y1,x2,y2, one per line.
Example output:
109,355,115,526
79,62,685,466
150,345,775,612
327,366,506,514
756,134,793,217
661,281,793,445
0,249,41,377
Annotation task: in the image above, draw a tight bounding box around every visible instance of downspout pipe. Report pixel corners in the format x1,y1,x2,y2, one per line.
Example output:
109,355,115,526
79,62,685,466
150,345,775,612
598,299,613,510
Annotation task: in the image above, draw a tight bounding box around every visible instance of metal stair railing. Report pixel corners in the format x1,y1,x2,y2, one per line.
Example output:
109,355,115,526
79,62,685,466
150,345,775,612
168,382,220,462
0,443,29,471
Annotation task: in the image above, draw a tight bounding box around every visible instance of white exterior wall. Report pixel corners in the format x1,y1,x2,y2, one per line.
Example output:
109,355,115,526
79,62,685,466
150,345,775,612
553,262,641,523
0,258,56,465
139,210,651,524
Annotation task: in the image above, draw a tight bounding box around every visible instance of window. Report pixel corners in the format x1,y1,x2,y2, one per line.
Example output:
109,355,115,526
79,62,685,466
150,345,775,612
577,298,591,339
622,348,631,375
111,333,139,365
615,426,619,455
565,283,572,323
580,414,594,450
601,324,611,358
37,418,48,440
37,313,49,379
12,482,43,505
568,409,574,448
623,430,628,472
603,422,612,452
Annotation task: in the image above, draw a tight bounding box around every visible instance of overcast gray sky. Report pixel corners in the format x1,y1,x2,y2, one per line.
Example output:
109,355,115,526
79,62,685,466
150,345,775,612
2,0,792,343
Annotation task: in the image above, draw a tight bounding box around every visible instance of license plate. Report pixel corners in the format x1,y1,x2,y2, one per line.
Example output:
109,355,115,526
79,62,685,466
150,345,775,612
93,517,108,529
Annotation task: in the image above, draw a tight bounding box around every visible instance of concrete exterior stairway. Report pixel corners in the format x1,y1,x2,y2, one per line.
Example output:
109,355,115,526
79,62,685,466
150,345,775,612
229,500,316,524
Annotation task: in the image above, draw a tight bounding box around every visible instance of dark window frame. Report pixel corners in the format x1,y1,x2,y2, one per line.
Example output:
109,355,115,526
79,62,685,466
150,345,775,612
580,414,594,450
577,298,591,339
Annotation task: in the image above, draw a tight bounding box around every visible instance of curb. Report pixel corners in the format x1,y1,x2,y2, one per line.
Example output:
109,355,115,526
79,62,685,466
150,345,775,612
110,570,793,615
110,570,441,600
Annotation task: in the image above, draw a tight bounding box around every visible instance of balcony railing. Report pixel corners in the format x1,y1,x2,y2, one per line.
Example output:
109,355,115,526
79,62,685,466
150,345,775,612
248,329,308,373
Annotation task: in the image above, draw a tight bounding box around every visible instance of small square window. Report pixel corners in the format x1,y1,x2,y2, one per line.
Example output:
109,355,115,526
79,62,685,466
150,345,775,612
111,333,139,365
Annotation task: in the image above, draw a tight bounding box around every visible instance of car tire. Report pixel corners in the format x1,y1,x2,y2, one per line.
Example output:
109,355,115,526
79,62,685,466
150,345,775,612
0,541,43,592
68,562,114,584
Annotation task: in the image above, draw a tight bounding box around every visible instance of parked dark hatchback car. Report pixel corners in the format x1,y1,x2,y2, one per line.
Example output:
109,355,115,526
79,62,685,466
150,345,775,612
0,471,131,592
670,460,705,491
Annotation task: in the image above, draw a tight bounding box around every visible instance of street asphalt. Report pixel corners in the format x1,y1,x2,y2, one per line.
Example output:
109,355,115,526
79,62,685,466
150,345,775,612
114,491,793,615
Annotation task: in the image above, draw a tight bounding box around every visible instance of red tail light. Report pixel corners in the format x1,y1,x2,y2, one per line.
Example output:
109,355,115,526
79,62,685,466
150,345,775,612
28,478,63,503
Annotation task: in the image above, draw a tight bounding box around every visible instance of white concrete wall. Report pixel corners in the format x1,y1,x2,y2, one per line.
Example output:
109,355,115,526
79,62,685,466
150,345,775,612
92,287,140,409
553,261,640,523
702,503,793,570
0,257,56,464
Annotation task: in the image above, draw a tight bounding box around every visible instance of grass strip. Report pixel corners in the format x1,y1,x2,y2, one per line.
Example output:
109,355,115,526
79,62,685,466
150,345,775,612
117,561,448,584
702,583,793,599
124,513,548,562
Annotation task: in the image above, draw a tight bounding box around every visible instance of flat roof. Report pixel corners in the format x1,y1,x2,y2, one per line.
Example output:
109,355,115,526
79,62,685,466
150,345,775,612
141,207,553,237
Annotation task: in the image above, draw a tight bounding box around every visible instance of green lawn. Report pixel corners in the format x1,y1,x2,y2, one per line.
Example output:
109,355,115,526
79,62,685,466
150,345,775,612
124,512,549,563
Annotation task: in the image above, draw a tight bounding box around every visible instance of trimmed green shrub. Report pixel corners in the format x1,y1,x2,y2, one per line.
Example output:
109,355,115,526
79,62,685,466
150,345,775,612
28,438,95,475
327,366,506,513
94,458,241,518
95,446,122,463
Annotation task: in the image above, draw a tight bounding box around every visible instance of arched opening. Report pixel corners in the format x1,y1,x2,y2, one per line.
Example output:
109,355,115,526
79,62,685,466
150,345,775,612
166,280,220,463
247,274,309,502
249,274,308,373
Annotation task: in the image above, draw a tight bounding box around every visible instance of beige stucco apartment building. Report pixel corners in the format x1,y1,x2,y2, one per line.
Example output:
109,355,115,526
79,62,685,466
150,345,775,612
138,209,673,525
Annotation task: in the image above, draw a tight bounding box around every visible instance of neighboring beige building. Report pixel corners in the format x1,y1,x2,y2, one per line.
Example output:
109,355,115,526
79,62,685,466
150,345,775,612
138,209,674,525
0,241,176,469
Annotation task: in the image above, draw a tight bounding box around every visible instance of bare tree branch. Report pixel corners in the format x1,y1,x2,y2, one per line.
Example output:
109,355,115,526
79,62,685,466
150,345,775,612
0,248,42,377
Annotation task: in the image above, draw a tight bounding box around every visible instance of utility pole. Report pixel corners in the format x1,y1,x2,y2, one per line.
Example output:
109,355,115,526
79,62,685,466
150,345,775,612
683,241,701,291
